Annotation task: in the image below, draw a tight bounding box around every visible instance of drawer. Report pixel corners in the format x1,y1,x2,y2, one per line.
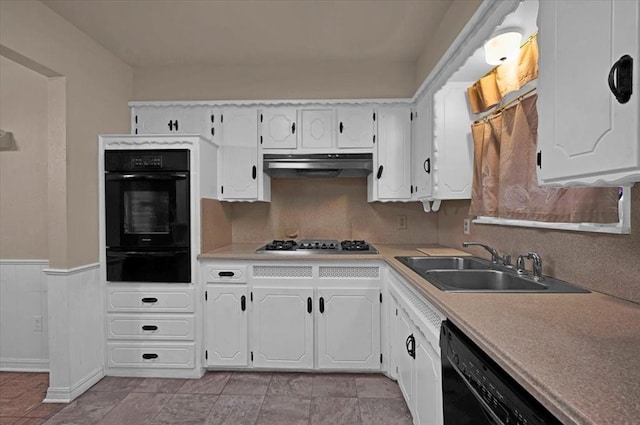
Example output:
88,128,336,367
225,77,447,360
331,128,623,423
107,342,195,369
204,265,247,283
107,314,195,341
107,287,195,313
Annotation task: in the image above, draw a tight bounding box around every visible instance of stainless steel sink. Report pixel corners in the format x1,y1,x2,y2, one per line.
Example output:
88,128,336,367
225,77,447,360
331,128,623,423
395,256,492,273
395,256,589,293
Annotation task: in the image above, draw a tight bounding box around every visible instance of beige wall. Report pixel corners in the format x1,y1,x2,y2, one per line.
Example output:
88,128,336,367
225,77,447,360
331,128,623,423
415,0,483,88
0,0,133,268
229,178,439,245
0,57,49,259
438,183,640,304
134,61,416,101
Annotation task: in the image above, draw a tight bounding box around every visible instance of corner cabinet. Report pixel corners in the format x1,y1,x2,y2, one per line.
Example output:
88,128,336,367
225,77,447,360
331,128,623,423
368,106,412,201
537,0,639,186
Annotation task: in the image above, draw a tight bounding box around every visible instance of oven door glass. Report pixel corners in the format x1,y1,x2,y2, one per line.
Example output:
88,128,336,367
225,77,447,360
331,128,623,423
105,173,190,248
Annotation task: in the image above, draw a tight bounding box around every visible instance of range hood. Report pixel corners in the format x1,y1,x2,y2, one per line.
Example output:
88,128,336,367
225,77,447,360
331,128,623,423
263,153,373,178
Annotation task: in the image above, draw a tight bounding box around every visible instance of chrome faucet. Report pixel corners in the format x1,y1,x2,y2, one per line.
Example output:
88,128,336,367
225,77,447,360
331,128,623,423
462,242,510,266
517,252,543,281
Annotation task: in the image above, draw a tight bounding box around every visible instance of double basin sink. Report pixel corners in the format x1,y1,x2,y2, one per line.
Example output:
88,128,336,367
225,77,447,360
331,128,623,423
395,256,589,293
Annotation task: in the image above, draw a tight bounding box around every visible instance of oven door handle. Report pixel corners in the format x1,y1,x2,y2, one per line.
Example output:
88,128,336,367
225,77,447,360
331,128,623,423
108,250,188,257
106,173,188,181
452,364,506,425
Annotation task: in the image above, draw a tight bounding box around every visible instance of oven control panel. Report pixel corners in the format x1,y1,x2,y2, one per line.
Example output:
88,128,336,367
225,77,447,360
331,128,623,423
130,154,163,168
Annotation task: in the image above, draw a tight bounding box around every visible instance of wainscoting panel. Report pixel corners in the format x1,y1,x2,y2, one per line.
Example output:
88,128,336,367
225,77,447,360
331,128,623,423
0,260,49,371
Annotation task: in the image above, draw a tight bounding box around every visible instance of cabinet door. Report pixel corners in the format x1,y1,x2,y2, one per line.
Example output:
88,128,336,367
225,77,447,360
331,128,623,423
316,288,380,370
537,0,640,186
374,106,412,200
412,95,433,199
133,106,210,139
300,109,335,150
205,285,248,367
395,308,415,408
432,82,473,199
260,108,297,149
336,107,375,148
414,330,443,425
220,108,259,199
252,287,314,369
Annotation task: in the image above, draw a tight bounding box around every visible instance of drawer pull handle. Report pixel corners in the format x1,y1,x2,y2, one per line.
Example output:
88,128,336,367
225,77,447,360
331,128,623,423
142,325,158,331
241,295,246,311
218,271,235,277
141,297,158,303
142,353,158,360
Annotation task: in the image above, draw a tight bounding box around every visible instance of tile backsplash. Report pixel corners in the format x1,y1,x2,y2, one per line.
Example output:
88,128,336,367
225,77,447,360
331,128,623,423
227,178,439,244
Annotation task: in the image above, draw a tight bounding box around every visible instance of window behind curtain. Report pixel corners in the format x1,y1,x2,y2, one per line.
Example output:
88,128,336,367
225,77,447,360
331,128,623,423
469,95,619,223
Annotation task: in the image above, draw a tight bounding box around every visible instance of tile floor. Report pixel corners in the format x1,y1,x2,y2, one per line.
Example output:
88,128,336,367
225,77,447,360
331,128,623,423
0,371,413,425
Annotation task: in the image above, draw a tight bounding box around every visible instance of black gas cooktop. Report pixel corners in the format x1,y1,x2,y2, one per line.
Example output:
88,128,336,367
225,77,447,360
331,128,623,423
256,239,378,254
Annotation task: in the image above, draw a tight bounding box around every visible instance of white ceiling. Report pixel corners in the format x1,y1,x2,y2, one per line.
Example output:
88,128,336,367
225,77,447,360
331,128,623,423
42,0,456,68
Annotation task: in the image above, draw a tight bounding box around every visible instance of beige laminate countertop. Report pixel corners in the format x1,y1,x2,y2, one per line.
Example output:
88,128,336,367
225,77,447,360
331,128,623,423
199,244,640,425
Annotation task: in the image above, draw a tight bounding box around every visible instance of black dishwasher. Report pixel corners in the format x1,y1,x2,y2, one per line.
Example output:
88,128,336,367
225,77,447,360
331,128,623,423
440,321,562,425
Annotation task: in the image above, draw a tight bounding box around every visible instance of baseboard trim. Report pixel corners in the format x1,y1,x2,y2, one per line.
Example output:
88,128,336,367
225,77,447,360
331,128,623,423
44,262,100,276
44,367,104,404
0,358,49,372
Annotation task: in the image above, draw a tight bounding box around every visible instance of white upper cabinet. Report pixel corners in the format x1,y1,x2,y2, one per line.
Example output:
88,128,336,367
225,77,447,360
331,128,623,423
412,94,433,200
432,82,473,200
537,0,639,186
219,108,270,201
336,106,376,148
260,108,298,149
300,109,335,150
369,106,412,201
132,106,212,139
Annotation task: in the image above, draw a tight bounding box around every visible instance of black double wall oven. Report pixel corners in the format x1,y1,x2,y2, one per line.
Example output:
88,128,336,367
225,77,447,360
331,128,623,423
105,149,191,283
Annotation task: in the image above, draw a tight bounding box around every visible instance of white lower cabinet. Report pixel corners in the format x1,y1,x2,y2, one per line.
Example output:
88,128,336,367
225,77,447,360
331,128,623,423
388,274,444,425
105,285,198,377
252,287,314,369
205,285,249,367
414,330,443,425
316,288,381,370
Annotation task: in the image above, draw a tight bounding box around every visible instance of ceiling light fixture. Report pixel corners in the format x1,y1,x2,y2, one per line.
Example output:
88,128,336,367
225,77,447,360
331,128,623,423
484,31,523,65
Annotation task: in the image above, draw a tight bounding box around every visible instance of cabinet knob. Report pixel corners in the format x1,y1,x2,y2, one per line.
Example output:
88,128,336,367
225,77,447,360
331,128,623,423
291,122,296,134
252,165,257,180
424,158,431,174
307,297,312,314
142,325,158,331
142,353,158,360
377,165,384,179
319,297,325,313
339,122,344,133
241,295,246,311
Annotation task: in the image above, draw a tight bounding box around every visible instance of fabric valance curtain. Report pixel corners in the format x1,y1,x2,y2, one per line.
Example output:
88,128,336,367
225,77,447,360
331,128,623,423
469,95,619,223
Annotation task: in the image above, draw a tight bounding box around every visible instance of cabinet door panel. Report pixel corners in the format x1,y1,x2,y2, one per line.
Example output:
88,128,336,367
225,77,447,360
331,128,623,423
301,109,334,149
396,308,414,407
206,285,248,366
413,95,433,199
433,82,473,199
337,107,375,148
376,106,412,200
414,331,443,425
252,287,314,369
134,107,209,138
221,108,258,199
316,288,380,370
537,0,639,185
261,108,297,149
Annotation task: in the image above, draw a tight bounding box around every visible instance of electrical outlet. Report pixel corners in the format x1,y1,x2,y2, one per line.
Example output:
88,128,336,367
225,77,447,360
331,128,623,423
463,218,471,235
33,316,42,332
397,215,407,230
